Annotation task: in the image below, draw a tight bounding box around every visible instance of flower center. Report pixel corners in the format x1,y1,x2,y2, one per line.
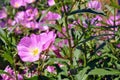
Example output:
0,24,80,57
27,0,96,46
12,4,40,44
32,48,39,56
15,3,19,8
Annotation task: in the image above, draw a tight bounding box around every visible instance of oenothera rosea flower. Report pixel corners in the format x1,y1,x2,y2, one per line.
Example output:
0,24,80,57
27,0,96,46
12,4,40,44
42,11,61,21
88,0,102,10
1,66,23,80
17,31,56,62
0,21,6,28
46,66,56,73
0,9,7,19
40,31,56,50
24,0,36,4
117,44,120,48
39,11,61,31
10,0,26,8
10,0,35,8
15,7,39,29
48,0,55,6
82,16,102,28
107,15,120,26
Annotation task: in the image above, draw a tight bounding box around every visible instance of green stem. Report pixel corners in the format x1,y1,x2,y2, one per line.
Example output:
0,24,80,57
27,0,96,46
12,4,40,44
62,1,73,64
37,52,46,80
13,54,18,80
37,57,41,78
83,52,87,67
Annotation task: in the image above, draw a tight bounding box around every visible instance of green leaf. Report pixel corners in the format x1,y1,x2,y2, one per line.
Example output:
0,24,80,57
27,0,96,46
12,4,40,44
0,70,8,75
44,58,69,68
110,0,120,9
2,53,14,65
102,53,118,60
25,76,38,80
69,8,105,16
75,67,90,80
88,68,120,75
115,62,120,70
0,28,8,45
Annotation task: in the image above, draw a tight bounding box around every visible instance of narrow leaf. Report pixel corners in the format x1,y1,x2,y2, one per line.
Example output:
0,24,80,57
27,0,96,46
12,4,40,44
69,8,105,16
89,68,120,75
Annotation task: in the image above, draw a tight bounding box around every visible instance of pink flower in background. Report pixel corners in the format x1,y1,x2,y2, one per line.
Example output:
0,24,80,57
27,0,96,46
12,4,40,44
17,31,56,62
1,66,23,80
14,7,39,29
10,0,36,8
24,0,36,4
15,11,25,23
24,21,39,28
42,11,61,21
46,66,55,73
61,6,69,12
93,16,102,26
107,15,120,26
117,44,120,48
0,9,7,19
40,31,56,50
15,7,38,23
0,21,6,28
48,0,55,6
51,45,63,58
10,0,26,8
24,7,38,21
39,22,49,31
88,0,101,10
83,16,103,28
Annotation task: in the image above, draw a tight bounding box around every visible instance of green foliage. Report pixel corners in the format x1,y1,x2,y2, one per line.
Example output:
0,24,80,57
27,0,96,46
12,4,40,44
0,0,120,80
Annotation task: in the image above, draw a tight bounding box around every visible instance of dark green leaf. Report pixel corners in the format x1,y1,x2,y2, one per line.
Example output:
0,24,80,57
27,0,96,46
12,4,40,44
25,76,38,80
69,8,105,16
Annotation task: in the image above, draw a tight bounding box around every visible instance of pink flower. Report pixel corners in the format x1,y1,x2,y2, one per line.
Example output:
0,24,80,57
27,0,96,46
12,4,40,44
24,7,38,21
17,31,56,62
117,44,120,48
15,11,25,23
48,0,55,6
0,9,7,19
10,0,26,8
61,6,69,12
24,21,39,29
83,16,103,28
39,22,49,31
40,31,56,50
17,34,43,62
51,46,63,58
107,15,120,26
1,66,23,80
10,0,36,8
88,0,101,10
0,21,6,28
14,7,39,29
42,11,61,21
46,66,55,73
24,0,36,4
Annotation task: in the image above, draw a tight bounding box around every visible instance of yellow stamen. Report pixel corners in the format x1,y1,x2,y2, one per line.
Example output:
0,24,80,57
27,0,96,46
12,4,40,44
32,48,39,56
15,2,19,8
